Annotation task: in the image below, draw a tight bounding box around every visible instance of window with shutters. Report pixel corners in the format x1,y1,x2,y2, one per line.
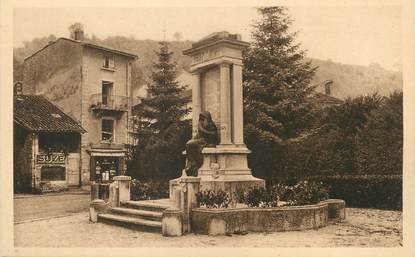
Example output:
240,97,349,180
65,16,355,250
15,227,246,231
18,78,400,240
103,54,115,69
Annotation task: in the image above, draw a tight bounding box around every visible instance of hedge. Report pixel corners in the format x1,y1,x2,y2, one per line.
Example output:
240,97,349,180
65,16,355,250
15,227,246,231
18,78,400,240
268,175,402,210
319,175,402,210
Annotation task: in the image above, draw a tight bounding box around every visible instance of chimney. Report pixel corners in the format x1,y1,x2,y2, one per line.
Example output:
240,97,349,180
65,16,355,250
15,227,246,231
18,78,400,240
324,80,333,96
70,23,84,41
74,28,84,41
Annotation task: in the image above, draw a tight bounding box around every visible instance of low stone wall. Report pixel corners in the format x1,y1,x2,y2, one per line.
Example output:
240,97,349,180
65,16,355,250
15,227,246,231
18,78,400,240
191,199,345,235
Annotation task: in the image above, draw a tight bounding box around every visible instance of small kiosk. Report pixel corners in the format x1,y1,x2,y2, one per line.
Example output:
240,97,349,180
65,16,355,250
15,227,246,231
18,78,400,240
14,94,86,192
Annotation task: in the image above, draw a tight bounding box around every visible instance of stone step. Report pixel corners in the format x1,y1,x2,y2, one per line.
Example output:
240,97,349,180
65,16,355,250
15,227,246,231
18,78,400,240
110,207,163,221
120,200,174,212
97,213,162,231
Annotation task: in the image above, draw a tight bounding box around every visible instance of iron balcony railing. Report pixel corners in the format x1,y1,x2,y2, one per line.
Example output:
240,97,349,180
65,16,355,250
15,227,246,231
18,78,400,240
90,94,129,112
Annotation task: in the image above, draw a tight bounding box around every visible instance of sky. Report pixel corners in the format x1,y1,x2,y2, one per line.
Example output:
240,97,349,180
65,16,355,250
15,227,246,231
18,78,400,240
13,6,402,71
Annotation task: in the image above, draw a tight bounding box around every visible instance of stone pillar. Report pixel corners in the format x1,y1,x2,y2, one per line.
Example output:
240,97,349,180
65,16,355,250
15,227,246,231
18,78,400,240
171,187,182,210
162,208,183,236
90,182,99,200
219,63,232,144
180,176,201,233
192,72,201,137
112,175,131,204
232,63,244,145
323,199,346,222
89,199,109,222
108,182,119,207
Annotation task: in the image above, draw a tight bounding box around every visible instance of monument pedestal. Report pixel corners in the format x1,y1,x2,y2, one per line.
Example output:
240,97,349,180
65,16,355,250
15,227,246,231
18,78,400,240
169,146,264,202
197,146,264,195
169,31,266,202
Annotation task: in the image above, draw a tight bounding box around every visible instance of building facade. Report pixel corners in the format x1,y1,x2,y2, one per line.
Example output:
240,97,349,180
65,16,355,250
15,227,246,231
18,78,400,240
22,32,137,187
14,94,85,192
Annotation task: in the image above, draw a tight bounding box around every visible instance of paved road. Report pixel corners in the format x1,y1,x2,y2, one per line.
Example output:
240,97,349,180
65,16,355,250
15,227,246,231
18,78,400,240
14,193,90,223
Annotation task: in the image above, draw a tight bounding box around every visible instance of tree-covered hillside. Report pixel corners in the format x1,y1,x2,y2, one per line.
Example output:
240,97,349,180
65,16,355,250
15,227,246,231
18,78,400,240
14,35,402,98
311,58,402,99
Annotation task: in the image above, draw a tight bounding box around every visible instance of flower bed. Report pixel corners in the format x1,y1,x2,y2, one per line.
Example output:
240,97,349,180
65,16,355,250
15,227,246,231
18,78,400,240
190,199,345,235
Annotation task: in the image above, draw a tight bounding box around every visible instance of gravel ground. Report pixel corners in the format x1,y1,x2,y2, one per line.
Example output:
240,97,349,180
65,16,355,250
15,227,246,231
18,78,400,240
14,208,402,247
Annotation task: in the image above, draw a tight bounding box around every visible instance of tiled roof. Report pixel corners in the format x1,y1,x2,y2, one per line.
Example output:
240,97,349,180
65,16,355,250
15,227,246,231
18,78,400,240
14,95,86,133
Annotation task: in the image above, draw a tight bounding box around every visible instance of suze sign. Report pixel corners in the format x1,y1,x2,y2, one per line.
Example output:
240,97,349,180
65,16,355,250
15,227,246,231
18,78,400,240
36,153,66,164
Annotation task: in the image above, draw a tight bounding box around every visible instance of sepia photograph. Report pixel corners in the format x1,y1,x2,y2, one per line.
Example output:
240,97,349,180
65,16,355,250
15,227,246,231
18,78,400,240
1,0,414,256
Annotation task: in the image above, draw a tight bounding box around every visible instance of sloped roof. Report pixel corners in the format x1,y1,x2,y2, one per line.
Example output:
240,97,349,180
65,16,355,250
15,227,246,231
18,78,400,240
14,95,86,133
311,92,343,106
24,37,138,61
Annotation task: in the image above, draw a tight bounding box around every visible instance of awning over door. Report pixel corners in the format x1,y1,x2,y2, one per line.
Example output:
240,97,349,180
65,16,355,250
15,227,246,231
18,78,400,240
87,149,126,157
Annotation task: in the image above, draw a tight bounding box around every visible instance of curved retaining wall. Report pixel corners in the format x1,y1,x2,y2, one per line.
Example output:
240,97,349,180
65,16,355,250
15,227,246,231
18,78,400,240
191,199,345,235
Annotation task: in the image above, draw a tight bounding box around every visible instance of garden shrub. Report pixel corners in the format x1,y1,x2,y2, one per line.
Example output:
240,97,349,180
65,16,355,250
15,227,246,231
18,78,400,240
241,187,278,208
271,180,328,206
196,189,231,208
130,179,169,201
241,180,328,207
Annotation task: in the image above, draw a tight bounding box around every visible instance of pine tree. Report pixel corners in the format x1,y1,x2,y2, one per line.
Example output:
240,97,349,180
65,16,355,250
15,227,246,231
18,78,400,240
130,41,191,179
243,7,317,178
136,41,190,138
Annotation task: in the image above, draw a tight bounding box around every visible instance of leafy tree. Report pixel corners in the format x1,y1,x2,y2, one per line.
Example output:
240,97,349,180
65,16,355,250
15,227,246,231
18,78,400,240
129,41,191,179
282,93,385,178
243,7,317,178
355,91,403,175
321,93,383,136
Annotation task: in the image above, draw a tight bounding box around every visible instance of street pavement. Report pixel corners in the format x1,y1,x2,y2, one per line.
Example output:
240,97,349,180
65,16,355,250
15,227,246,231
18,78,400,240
14,192,90,223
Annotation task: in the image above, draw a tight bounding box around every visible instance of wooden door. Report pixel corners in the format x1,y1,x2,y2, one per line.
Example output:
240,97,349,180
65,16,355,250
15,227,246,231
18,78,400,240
67,153,80,186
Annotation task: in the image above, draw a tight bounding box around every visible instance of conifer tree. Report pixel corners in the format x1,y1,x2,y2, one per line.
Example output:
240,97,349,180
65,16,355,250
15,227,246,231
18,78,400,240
130,42,191,179
135,41,190,137
243,7,317,178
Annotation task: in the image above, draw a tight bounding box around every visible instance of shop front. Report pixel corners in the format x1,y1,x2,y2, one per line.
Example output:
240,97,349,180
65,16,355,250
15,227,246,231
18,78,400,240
88,149,127,200
13,95,86,193
34,150,80,191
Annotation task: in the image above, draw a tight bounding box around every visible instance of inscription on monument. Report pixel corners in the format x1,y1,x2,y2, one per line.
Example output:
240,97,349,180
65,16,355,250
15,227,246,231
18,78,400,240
193,48,220,64
202,67,221,123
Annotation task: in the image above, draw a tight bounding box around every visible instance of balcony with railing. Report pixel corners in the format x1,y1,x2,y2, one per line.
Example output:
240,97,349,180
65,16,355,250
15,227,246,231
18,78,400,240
90,94,129,113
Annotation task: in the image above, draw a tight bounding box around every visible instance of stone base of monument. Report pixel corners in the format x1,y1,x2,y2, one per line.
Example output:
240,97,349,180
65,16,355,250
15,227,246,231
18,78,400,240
197,146,265,196
191,199,346,235
169,146,264,201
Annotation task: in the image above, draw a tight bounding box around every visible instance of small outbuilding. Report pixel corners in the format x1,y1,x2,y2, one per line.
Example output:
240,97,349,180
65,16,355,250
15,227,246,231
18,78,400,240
14,94,86,193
